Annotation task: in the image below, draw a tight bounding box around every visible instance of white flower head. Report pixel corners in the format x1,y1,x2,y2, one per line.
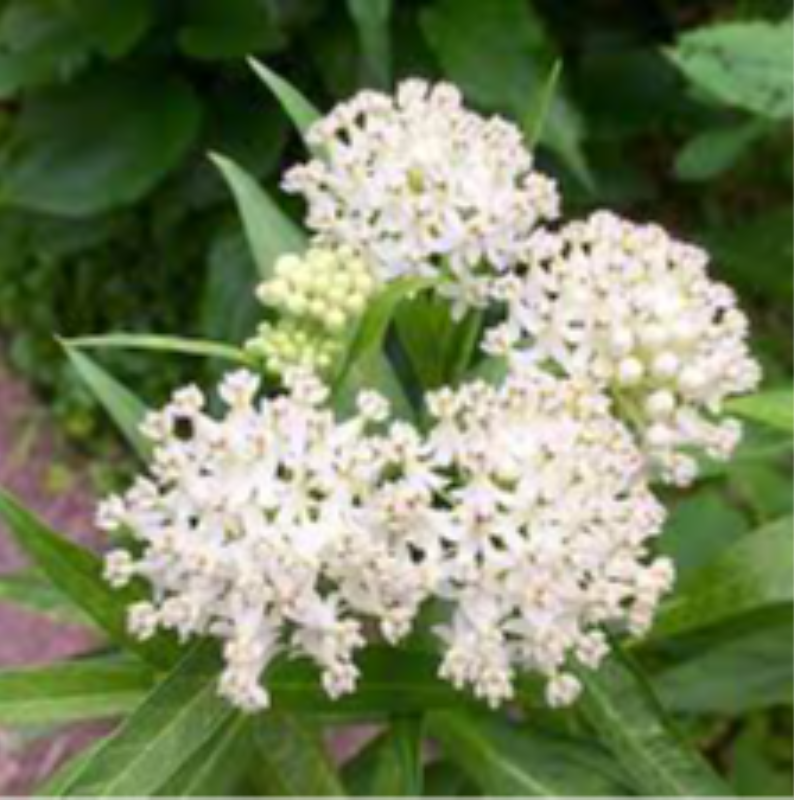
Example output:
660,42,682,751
498,211,761,484
424,364,672,706
283,79,559,316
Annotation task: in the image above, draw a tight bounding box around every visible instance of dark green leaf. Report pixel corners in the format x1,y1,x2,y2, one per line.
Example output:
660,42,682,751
654,516,793,638
347,0,392,89
211,152,306,279
655,617,793,715
60,644,235,797
178,0,284,60
575,643,729,796
248,58,321,140
62,344,150,460
0,69,201,216
0,487,178,669
249,714,344,796
0,568,92,626
428,709,630,796
345,718,422,796
0,657,154,727
156,716,254,797
675,120,768,182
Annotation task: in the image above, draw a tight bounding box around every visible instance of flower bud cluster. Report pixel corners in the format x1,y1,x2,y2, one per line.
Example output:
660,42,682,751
246,247,376,376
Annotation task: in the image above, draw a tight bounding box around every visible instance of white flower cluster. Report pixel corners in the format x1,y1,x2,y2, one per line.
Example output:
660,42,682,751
283,79,559,315
424,366,673,707
491,212,761,484
99,363,673,712
100,370,436,711
246,247,376,377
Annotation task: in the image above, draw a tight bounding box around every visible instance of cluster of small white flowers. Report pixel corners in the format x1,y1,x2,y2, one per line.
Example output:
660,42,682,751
98,370,438,711
424,365,673,707
283,79,559,316
246,247,376,376
491,212,761,484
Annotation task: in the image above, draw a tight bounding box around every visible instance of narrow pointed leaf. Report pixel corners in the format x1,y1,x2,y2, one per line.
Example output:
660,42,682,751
0,658,155,727
727,388,793,432
427,708,630,796
66,334,253,366
0,487,179,669
347,0,393,89
345,718,422,796
156,716,253,797
211,152,306,279
653,516,793,638
62,344,149,460
575,643,729,796
249,714,343,796
523,60,562,152
248,58,321,138
0,568,92,627
60,644,234,798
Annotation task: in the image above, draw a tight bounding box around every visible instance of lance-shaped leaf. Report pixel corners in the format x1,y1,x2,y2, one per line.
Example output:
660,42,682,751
653,516,793,639
62,344,149,460
0,657,155,727
0,568,92,627
0,487,179,669
211,152,306,280
575,643,730,796
249,714,344,796
727,388,793,432
344,718,423,796
59,644,235,797
65,333,253,366
427,708,630,796
248,59,321,139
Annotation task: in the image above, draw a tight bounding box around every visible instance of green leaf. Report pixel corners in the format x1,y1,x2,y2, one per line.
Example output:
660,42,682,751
654,616,793,715
669,20,793,119
62,344,149,460
334,277,435,392
674,120,768,182
0,487,179,669
39,740,107,797
248,58,321,139
575,643,729,796
156,716,254,797
705,206,793,303
0,568,92,626
71,0,152,59
0,1,91,97
345,719,422,796
428,709,630,796
178,0,284,60
267,648,470,715
420,0,590,183
249,714,344,796
59,644,235,797
653,516,793,638
727,388,793,432
522,59,562,152
0,68,201,216
65,333,253,367
347,0,392,89
211,151,306,279
0,657,155,727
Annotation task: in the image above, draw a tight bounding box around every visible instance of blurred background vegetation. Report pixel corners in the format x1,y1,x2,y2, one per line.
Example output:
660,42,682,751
0,1,792,793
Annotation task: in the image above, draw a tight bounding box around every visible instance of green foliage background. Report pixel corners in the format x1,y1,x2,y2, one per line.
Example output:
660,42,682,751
0,0,792,795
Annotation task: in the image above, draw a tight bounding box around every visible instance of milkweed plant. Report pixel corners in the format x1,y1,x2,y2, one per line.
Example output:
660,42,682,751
0,63,790,798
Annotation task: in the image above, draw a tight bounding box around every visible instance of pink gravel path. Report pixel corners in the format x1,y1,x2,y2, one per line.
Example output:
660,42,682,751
0,353,100,795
